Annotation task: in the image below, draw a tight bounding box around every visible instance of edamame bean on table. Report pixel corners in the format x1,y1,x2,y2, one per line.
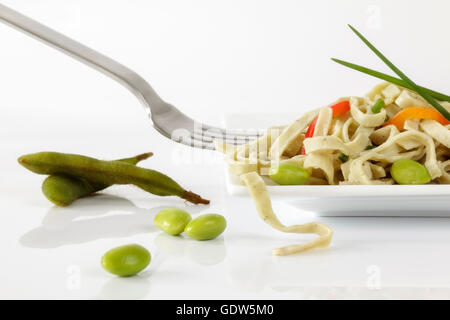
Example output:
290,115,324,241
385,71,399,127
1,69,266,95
18,152,209,205
391,159,431,185
154,208,192,236
184,214,227,241
101,244,151,277
42,152,153,206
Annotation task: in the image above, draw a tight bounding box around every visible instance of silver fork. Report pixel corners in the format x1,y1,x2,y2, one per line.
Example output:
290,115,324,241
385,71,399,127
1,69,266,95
0,4,264,150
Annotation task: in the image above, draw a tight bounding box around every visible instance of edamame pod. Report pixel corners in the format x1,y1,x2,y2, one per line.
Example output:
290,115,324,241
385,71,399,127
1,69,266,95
19,152,209,205
42,152,153,206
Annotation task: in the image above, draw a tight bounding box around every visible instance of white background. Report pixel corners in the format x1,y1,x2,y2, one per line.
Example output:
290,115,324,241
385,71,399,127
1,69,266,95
1,0,450,299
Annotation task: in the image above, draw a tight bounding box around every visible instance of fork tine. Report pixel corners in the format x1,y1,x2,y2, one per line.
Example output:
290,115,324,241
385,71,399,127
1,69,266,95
194,126,264,141
171,134,217,150
194,122,264,136
201,127,264,139
157,118,258,149
191,131,255,145
202,131,263,141
168,125,250,149
192,132,260,146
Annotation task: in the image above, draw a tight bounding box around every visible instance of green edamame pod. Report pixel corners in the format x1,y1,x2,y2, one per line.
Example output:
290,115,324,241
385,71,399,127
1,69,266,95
19,152,209,204
42,152,153,206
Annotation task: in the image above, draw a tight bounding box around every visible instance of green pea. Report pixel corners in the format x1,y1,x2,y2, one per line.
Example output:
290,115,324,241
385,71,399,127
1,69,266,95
268,163,310,185
154,208,192,236
184,214,226,241
101,244,151,277
391,159,431,185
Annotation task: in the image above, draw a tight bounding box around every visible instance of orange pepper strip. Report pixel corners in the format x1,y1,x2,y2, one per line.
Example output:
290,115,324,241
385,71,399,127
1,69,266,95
384,107,450,130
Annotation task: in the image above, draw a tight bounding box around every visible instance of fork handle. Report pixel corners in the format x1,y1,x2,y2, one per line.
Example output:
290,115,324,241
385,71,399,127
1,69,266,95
0,3,166,115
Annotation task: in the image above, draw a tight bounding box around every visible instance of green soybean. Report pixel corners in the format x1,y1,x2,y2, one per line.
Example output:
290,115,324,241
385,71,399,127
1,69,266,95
101,244,151,277
184,214,226,241
154,208,192,236
18,152,209,204
391,159,431,185
42,152,153,206
371,98,385,114
268,163,310,185
338,153,349,163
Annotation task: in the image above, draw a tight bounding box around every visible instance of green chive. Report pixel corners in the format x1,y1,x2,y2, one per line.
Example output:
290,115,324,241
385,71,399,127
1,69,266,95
371,98,385,114
331,58,450,103
338,153,349,163
365,145,376,150
347,25,450,121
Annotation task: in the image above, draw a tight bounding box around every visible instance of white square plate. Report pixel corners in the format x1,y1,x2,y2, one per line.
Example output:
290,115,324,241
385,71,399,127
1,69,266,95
223,113,450,217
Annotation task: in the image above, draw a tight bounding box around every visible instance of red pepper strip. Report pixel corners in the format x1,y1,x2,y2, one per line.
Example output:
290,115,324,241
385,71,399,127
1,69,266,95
304,117,318,139
301,100,351,154
330,100,351,117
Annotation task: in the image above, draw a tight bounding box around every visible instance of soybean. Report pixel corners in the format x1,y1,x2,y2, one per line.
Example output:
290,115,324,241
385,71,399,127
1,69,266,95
184,214,226,241
269,163,310,185
154,208,192,236
391,159,431,185
42,152,153,206
101,244,151,277
338,153,349,163
18,152,209,204
371,98,385,114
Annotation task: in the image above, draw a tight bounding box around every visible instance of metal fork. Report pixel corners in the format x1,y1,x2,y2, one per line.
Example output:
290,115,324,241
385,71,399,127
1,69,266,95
0,4,264,149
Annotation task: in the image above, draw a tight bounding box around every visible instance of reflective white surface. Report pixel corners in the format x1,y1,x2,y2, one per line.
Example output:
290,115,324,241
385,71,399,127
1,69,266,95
3,133,450,299
1,0,450,300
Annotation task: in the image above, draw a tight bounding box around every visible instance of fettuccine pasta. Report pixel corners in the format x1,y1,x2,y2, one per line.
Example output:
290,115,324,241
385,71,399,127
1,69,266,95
241,172,333,256
217,82,450,185
217,83,450,256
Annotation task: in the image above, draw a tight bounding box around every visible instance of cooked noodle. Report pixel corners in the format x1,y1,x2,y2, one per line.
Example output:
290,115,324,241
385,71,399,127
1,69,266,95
217,82,450,185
